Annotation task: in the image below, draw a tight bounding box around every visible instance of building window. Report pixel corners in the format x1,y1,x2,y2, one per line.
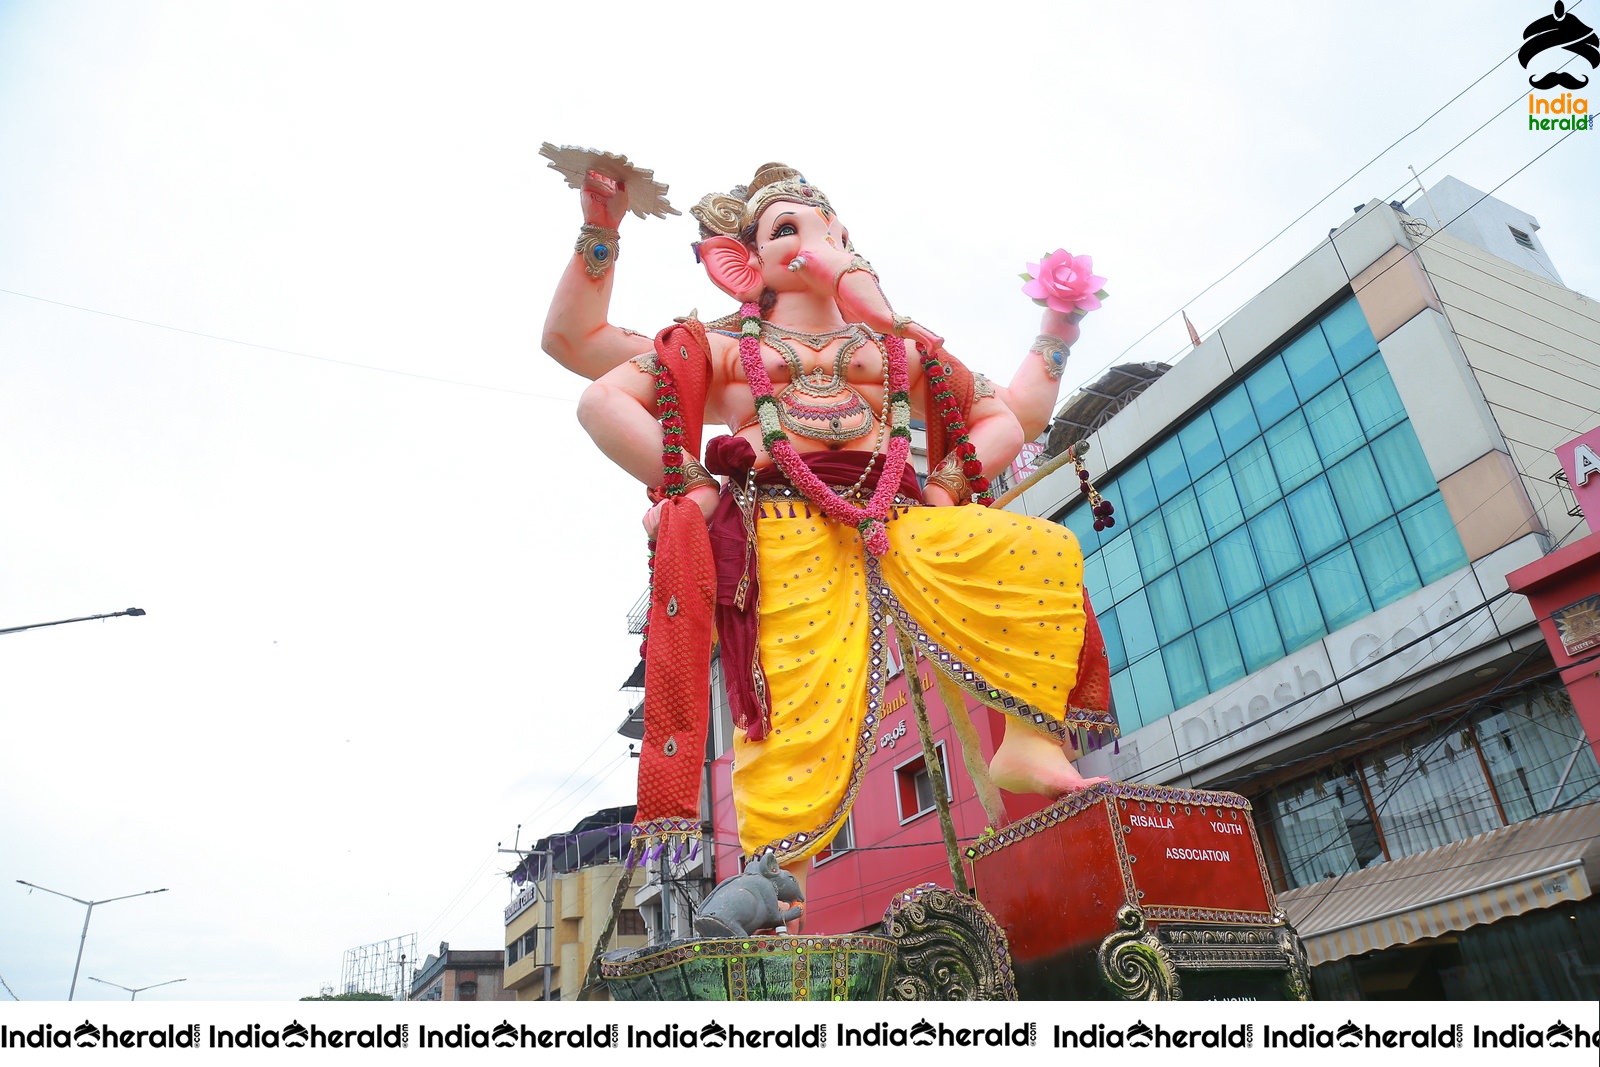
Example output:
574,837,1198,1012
895,743,952,823
1509,226,1535,250
617,909,646,936
1263,681,1600,889
813,815,855,865
1057,295,1471,729
507,929,536,967
456,979,477,1000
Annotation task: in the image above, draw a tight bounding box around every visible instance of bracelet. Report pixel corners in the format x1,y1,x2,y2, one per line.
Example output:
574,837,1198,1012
576,224,620,278
1030,333,1071,381
680,454,718,495
891,314,913,337
925,453,972,505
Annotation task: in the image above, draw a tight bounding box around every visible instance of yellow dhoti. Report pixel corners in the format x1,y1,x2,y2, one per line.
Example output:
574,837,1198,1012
732,502,1103,863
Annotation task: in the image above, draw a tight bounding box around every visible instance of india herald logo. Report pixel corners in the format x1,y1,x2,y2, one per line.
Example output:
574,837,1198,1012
1520,2,1599,89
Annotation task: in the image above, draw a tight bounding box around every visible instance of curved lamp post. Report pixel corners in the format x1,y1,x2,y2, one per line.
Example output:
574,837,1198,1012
87,976,186,1000
15,881,168,1000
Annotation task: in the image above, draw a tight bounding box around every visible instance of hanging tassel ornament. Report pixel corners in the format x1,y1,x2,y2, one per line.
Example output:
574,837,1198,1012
1071,440,1117,531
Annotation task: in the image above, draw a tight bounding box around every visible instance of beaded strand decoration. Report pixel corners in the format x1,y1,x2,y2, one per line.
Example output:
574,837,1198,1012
738,302,912,556
639,356,691,659
1070,440,1117,530
918,346,996,506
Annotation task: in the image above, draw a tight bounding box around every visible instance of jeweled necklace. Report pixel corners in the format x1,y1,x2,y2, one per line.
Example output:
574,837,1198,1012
759,322,870,397
759,321,886,445
739,302,911,556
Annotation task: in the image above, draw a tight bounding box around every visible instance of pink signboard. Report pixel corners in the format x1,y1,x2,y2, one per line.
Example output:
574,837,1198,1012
1557,427,1600,535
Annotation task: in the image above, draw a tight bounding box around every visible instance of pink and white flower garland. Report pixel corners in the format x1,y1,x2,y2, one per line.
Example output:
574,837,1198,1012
738,302,911,556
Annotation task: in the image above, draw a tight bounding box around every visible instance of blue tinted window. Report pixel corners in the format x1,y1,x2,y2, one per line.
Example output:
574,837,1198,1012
1148,571,1192,644
1067,306,1461,723
1195,616,1247,690
1215,524,1265,605
1266,411,1322,492
1111,668,1140,730
1346,356,1405,435
1196,463,1245,539
1148,437,1190,503
1115,460,1159,525
1327,448,1390,535
1099,605,1128,673
1107,531,1145,604
1353,519,1422,609
1270,572,1326,652
1247,355,1298,429
1282,326,1340,401
1399,494,1470,584
1129,651,1175,722
1060,502,1101,554
1164,635,1208,709
1163,489,1207,562
1310,545,1372,631
1082,553,1111,608
1250,502,1303,584
1102,530,1142,604
1131,513,1174,580
1322,297,1379,373
1119,590,1158,660
1371,422,1434,510
1231,438,1281,518
1179,412,1225,477
1179,550,1228,625
1304,380,1364,465
1233,594,1286,673
1287,477,1346,562
1213,383,1260,454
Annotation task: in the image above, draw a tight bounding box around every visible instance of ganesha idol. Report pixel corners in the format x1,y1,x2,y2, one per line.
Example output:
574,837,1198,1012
542,158,1117,904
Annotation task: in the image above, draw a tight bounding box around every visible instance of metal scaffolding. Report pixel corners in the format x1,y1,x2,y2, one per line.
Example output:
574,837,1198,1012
339,933,417,1000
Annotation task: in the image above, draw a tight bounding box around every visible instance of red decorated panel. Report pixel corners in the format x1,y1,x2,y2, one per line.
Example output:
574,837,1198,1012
972,784,1275,968
972,794,1125,961
1113,795,1273,921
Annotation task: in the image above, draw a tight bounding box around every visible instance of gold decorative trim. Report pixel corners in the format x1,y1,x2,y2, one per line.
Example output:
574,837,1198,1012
882,884,1017,1001
1097,906,1180,1000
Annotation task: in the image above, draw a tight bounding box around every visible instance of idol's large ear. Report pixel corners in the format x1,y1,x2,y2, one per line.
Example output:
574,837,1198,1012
698,235,763,302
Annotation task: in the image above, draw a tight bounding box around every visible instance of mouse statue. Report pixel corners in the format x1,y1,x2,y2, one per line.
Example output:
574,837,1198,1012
692,853,804,938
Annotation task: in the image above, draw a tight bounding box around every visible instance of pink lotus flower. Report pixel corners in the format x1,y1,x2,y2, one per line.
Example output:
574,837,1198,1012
1021,250,1107,315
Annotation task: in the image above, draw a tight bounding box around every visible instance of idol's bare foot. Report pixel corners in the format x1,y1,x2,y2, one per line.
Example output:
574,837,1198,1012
989,719,1109,796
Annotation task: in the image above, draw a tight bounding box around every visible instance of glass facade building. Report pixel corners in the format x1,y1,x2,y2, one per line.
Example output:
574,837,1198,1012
1057,296,1472,731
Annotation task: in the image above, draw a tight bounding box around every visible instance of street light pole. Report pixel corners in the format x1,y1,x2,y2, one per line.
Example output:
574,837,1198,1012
0,607,146,637
15,881,169,1000
86,977,186,1000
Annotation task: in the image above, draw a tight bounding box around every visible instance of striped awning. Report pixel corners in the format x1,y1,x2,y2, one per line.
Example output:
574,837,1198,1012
1277,803,1600,966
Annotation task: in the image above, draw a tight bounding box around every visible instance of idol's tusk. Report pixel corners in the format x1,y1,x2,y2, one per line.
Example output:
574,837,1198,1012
787,256,807,273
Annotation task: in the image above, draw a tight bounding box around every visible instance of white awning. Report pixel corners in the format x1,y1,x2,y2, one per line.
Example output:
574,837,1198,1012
1277,803,1600,966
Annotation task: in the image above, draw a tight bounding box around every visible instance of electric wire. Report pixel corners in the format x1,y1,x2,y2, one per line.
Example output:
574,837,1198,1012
1094,51,1525,368
1081,7,1588,382
0,285,579,404
1240,642,1597,926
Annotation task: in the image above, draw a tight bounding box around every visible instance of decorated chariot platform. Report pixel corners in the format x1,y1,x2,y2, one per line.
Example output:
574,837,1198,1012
603,782,1307,1001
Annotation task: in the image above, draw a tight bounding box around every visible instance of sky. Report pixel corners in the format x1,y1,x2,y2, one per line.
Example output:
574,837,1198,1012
1,0,1596,1001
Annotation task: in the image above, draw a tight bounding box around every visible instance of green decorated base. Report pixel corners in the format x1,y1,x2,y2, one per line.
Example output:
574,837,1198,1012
601,934,896,1002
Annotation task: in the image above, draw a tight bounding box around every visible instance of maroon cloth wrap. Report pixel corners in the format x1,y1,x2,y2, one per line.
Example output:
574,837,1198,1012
635,497,716,846
706,443,923,741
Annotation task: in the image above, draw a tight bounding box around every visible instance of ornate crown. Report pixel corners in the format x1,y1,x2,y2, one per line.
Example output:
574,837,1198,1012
691,163,833,242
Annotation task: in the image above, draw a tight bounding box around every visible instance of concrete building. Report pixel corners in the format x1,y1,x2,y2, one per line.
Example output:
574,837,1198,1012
1003,178,1600,998
409,943,514,1002
502,808,649,1001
